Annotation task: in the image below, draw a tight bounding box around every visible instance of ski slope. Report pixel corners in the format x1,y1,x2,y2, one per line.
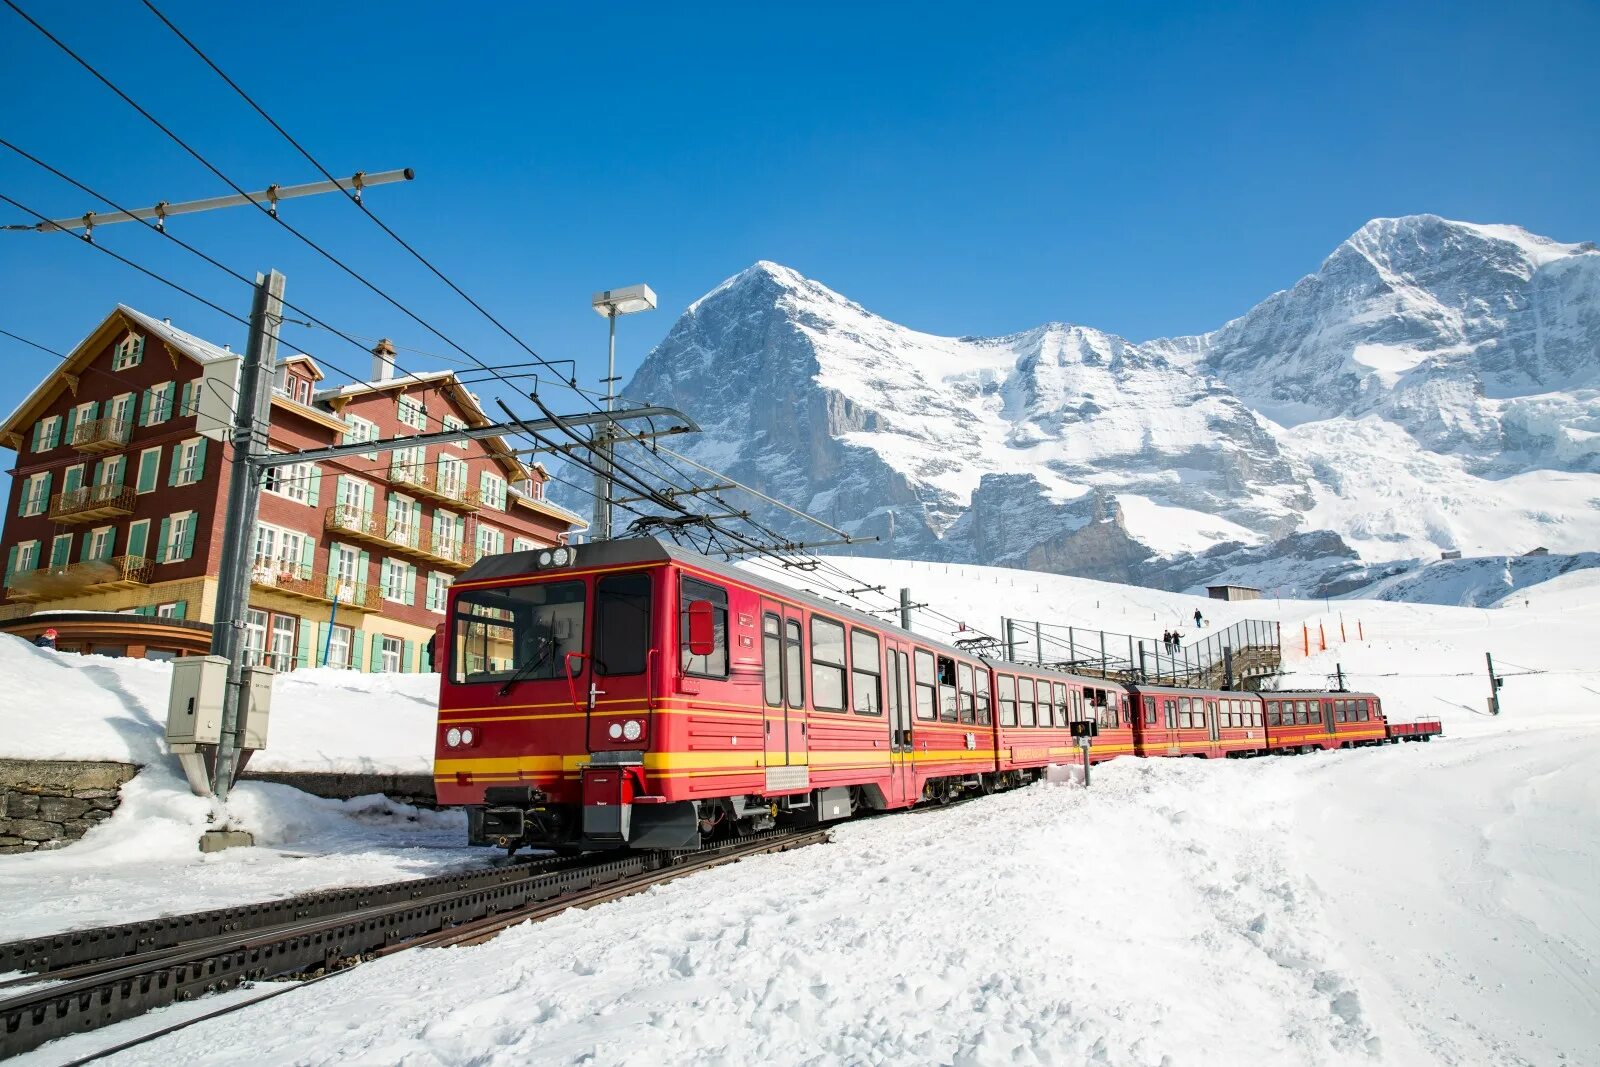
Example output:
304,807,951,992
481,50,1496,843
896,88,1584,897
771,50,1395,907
2,564,1597,1066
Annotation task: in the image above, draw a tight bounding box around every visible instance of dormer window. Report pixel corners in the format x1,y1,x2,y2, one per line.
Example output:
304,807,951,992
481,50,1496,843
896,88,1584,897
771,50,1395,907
294,377,311,404
113,332,145,370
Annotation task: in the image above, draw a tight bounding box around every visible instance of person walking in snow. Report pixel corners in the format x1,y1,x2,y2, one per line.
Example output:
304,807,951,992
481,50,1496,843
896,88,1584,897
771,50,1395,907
33,628,57,650
1193,608,1204,629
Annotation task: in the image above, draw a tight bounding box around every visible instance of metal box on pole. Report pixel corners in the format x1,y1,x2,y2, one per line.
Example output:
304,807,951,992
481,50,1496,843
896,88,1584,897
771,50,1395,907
165,655,229,745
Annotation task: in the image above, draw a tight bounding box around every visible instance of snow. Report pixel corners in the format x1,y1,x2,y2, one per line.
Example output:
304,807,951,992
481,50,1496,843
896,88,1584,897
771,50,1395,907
1112,494,1259,556
1349,343,1427,388
4,562,1599,1065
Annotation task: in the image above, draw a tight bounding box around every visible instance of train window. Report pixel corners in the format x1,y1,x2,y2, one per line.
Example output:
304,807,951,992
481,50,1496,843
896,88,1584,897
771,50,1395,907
851,629,883,716
679,577,729,678
1102,692,1120,729
811,616,847,712
914,649,937,722
452,580,585,686
898,651,913,726
784,619,804,709
1072,689,1084,723
1164,698,1177,729
998,674,1017,727
937,656,958,723
1054,684,1069,727
1267,702,1280,727
957,662,975,724
1177,697,1191,729
976,670,993,725
1357,699,1369,722
1144,696,1157,725
595,573,652,676
763,614,782,706
1018,678,1036,727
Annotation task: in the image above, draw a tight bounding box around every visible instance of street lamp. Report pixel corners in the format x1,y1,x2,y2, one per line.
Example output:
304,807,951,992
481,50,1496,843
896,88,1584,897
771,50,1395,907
590,283,657,540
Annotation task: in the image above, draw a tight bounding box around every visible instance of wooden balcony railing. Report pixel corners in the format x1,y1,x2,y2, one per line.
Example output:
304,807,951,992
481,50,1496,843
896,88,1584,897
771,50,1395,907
249,558,381,611
4,555,151,601
323,504,475,571
387,464,482,511
48,484,136,524
70,417,131,454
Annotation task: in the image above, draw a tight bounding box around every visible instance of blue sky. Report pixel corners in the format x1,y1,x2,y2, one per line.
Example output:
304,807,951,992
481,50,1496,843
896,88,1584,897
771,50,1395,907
3,0,1597,503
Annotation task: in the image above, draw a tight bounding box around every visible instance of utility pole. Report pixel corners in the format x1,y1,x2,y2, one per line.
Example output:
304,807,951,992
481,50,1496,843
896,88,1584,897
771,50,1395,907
589,284,656,540
211,270,285,806
1486,652,1502,715
900,587,912,630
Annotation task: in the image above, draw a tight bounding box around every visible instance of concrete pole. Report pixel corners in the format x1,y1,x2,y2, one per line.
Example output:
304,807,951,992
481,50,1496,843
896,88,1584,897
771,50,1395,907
899,587,912,631
591,309,617,540
211,270,284,803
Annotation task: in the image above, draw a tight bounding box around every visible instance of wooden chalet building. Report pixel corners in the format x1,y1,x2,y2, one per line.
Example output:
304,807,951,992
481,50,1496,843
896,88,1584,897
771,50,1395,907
0,306,585,671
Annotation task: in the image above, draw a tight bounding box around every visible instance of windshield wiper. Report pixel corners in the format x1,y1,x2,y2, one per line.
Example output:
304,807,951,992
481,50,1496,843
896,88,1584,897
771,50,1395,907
497,634,556,698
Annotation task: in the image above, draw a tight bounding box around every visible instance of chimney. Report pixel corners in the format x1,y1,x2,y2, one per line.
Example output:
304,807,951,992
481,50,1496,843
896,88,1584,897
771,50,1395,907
372,338,397,382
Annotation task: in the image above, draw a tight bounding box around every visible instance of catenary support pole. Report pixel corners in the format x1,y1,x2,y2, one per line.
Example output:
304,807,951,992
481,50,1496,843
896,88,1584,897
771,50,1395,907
211,270,284,803
900,587,912,631
1486,652,1501,715
591,309,617,540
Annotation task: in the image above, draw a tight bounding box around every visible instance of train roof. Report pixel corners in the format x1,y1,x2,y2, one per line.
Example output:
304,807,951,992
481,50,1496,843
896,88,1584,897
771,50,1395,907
459,537,1123,687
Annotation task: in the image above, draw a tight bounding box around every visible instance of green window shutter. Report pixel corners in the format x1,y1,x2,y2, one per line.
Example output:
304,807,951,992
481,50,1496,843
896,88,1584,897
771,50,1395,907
91,461,105,487
404,564,417,606
306,465,321,507
157,384,174,422
135,605,155,617
3,545,16,585
39,472,52,511
410,501,423,537
193,438,208,478
102,528,116,561
167,449,181,486
295,621,312,670
64,467,83,494
179,381,193,418
137,449,160,493
30,421,44,452
16,482,27,519
362,483,374,517
127,522,149,559
80,535,94,563
352,630,367,671
300,536,316,573
132,336,144,364
325,551,342,599
172,600,187,620
401,639,415,674
357,549,370,583
335,475,351,506
314,622,328,666
137,389,150,426
385,495,398,531
156,517,171,563
51,536,72,567
111,459,127,490
479,471,491,502
179,516,196,561
62,408,77,446
370,633,384,672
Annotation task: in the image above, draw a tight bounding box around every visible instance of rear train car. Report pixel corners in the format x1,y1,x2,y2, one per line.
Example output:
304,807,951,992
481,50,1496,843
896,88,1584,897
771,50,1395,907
1259,690,1389,752
1128,683,1268,758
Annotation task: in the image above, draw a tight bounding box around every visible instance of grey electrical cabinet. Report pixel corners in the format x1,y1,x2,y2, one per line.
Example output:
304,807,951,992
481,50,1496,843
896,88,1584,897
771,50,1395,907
240,665,274,749
166,655,228,745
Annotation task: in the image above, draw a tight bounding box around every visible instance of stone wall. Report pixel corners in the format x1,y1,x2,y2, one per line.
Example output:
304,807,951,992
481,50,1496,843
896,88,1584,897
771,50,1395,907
0,759,138,854
240,770,437,809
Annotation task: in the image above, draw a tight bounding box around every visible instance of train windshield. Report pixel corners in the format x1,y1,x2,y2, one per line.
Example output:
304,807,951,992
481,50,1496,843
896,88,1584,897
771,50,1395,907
451,580,586,686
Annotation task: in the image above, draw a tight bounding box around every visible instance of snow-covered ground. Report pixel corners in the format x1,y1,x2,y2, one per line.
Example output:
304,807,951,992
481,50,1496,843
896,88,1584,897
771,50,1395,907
3,560,1597,1065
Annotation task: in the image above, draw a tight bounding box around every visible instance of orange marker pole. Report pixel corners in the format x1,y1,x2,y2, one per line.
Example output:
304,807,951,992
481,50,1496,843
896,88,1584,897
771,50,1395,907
1319,622,1327,651
1303,623,1310,656
1358,620,1364,641
1340,614,1347,642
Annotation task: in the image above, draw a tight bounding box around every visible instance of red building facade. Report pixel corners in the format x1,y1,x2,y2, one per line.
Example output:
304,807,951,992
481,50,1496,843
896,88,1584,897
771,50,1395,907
0,306,585,671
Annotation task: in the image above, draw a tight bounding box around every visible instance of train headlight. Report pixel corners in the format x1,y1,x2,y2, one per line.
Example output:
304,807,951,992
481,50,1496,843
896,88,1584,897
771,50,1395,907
552,547,571,566
460,728,475,746
608,722,623,740
537,550,552,566
622,719,643,742
446,727,462,748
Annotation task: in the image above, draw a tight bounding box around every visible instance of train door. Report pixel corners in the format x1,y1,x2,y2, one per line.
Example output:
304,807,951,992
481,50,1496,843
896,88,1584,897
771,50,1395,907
1205,698,1221,755
1322,697,1337,744
760,599,809,784
884,639,917,805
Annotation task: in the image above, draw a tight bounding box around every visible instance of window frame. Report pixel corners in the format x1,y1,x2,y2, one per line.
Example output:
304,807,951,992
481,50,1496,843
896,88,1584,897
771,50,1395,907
849,627,883,717
997,673,1017,727
913,649,938,722
809,614,848,713
594,570,652,677
762,613,783,707
678,575,730,679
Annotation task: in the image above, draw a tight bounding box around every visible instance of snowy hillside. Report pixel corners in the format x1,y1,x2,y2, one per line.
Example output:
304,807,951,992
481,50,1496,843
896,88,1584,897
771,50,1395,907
609,217,1600,591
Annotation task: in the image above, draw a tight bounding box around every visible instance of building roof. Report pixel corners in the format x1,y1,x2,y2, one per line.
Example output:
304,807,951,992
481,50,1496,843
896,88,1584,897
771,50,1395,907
509,483,589,529
116,305,238,364
312,368,455,402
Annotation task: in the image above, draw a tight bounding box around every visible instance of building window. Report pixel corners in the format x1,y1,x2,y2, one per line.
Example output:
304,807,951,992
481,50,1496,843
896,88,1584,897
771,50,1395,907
325,624,352,669
437,456,468,498
480,473,507,511
425,571,451,612
381,558,416,604
397,394,427,430
172,438,206,486
20,472,51,516
155,602,184,619
99,454,126,488
342,415,379,458
142,382,174,426
252,523,307,578
112,332,144,370
268,614,297,671
33,415,62,453
391,445,427,486
7,540,41,583
442,414,467,447
162,511,196,563
512,537,537,554
87,526,114,561
263,459,315,503
474,524,504,561
379,635,404,673
243,609,269,667
294,378,312,405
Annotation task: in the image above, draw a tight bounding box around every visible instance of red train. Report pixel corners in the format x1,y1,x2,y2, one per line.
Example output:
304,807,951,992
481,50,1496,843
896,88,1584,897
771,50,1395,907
434,538,1442,853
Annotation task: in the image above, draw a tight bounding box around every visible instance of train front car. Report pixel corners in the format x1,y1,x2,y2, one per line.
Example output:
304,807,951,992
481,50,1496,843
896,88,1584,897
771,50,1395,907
435,539,717,855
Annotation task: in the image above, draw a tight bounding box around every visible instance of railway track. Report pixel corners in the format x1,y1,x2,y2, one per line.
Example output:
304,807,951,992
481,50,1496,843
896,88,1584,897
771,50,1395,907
0,828,829,1061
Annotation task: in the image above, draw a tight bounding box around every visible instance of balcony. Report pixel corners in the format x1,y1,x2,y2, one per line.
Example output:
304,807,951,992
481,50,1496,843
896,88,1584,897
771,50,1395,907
5,556,151,602
387,463,481,512
49,484,136,524
249,559,382,612
323,504,475,571
71,417,131,454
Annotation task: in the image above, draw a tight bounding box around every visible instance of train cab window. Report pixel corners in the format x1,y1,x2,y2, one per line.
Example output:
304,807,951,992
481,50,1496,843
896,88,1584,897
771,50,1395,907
914,650,938,722
595,572,651,676
976,670,993,725
811,616,847,712
851,629,883,716
957,662,975,724
452,580,586,685
998,674,1017,726
679,577,729,678
937,656,958,723
763,614,782,706
1164,698,1177,729
1144,696,1157,725
784,620,804,709
1018,678,1037,727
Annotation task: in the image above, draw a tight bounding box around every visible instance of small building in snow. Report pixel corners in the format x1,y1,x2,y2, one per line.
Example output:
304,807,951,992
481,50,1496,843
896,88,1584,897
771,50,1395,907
1206,584,1261,602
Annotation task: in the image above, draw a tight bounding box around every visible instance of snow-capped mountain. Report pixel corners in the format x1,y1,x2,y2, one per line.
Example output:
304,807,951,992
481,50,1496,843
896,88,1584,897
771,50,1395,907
608,216,1600,589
